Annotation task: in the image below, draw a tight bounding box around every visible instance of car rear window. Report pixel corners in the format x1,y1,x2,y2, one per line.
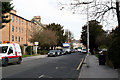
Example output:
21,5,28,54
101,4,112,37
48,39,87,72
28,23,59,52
0,46,8,53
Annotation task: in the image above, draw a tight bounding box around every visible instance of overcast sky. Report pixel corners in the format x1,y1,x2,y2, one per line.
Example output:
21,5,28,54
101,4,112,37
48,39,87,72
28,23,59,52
11,0,117,40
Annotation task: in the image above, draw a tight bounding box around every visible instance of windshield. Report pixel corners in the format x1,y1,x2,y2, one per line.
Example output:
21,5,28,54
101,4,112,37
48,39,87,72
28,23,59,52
78,47,82,49
63,46,69,48
49,50,57,53
0,46,8,53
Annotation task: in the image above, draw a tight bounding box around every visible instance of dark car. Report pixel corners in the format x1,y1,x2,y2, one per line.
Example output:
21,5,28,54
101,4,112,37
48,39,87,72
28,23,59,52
81,49,87,54
71,49,76,53
61,50,66,55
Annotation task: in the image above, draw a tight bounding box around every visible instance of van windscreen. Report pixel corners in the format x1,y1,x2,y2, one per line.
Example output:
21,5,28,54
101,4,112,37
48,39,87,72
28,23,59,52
0,46,8,53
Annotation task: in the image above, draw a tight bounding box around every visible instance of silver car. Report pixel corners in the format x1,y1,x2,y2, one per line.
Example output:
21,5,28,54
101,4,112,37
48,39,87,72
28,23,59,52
56,50,62,56
48,50,58,57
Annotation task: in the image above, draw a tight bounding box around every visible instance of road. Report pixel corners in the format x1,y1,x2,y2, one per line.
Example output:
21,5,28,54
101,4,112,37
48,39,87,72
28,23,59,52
2,52,85,79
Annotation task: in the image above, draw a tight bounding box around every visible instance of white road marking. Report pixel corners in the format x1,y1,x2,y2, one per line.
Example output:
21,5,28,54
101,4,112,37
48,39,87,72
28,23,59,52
38,74,44,78
56,67,58,69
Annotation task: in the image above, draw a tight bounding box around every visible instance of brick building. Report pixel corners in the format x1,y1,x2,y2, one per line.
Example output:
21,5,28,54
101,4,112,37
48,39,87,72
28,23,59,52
0,10,36,46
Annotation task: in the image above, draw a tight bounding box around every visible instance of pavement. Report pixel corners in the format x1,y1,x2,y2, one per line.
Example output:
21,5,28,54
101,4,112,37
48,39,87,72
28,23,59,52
79,55,119,79
22,55,47,61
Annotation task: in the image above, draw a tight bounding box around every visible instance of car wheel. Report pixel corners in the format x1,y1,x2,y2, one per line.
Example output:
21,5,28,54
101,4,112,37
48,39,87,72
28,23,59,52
2,58,8,67
55,52,58,57
17,57,22,64
48,55,50,57
60,52,62,56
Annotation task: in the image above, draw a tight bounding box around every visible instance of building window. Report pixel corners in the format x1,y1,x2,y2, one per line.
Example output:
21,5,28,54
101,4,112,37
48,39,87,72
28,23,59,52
12,15,14,22
16,36,17,41
12,35,14,41
19,27,20,33
19,18,21,24
16,27,17,32
29,30,30,33
21,37,23,42
19,36,20,42
22,19,23,24
22,28,23,33
29,22,30,26
31,23,32,28
16,17,17,22
12,26,14,32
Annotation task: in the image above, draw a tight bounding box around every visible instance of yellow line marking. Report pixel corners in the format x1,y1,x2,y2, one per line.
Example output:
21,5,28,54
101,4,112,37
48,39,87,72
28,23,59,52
77,58,84,70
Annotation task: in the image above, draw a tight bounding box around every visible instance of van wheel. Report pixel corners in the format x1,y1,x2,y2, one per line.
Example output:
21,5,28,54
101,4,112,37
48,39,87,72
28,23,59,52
17,57,22,64
2,58,8,67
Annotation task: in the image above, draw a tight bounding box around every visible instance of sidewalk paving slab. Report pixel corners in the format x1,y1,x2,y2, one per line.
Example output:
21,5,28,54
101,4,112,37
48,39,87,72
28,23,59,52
79,55,119,79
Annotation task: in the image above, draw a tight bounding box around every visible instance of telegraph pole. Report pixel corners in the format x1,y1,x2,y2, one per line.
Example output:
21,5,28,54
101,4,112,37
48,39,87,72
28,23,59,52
86,0,90,67
116,0,120,28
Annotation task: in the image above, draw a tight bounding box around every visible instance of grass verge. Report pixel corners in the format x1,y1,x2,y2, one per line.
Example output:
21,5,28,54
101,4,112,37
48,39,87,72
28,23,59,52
22,54,41,58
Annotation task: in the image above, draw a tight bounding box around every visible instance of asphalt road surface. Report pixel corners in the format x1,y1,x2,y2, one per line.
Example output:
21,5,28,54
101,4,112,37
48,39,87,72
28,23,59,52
2,52,85,79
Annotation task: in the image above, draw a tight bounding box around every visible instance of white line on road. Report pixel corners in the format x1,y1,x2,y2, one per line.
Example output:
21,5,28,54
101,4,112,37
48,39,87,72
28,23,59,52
38,74,44,78
56,67,59,69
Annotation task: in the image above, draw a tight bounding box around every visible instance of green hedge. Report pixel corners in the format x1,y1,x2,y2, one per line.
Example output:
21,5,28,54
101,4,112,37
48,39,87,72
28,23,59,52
26,46,34,55
108,37,120,69
37,50,49,55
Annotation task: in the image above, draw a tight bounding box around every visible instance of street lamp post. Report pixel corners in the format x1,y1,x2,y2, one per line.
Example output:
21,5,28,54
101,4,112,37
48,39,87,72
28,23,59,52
31,43,33,56
116,0,120,28
86,0,90,67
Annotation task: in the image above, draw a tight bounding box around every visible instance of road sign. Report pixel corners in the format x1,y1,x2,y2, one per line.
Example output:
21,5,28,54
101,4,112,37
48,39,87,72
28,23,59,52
34,42,39,46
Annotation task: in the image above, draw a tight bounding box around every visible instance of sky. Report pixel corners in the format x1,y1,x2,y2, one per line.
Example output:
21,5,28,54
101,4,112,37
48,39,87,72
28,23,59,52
11,0,117,40
11,0,88,40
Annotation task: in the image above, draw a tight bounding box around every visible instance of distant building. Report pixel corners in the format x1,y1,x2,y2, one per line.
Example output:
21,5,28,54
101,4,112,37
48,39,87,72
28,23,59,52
31,16,46,31
72,40,86,49
0,10,36,46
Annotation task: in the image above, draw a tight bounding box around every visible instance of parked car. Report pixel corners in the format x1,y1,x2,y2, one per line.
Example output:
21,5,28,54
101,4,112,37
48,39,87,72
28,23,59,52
99,49,107,54
56,50,62,56
48,50,58,57
61,50,66,55
81,49,87,54
71,49,76,53
77,47,82,52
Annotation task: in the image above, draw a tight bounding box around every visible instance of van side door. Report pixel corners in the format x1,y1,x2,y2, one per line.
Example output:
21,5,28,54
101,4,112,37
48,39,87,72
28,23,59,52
7,46,16,63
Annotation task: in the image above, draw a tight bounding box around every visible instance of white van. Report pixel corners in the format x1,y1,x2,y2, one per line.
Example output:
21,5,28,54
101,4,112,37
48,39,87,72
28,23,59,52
0,43,22,66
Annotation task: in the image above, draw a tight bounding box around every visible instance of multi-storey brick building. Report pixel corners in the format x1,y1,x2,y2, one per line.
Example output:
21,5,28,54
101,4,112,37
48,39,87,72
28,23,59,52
0,10,36,46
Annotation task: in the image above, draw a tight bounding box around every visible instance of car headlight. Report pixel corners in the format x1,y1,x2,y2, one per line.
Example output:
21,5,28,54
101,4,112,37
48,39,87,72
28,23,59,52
53,53,55,54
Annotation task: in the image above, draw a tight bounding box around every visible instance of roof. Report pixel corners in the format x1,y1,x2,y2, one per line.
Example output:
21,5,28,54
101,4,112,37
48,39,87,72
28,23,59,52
10,13,35,24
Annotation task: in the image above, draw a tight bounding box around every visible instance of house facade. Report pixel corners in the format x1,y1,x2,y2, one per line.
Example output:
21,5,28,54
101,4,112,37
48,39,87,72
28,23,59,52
0,10,36,46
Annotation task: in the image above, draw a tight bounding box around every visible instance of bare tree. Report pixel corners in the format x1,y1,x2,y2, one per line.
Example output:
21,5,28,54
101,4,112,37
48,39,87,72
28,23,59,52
30,27,58,49
59,0,119,27
65,29,74,42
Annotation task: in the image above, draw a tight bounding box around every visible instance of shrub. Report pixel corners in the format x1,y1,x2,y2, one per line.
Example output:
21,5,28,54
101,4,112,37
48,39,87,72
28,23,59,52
26,46,34,55
108,37,120,69
38,49,49,55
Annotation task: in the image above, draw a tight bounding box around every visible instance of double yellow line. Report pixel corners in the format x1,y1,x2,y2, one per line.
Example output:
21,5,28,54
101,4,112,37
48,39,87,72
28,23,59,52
77,58,85,70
